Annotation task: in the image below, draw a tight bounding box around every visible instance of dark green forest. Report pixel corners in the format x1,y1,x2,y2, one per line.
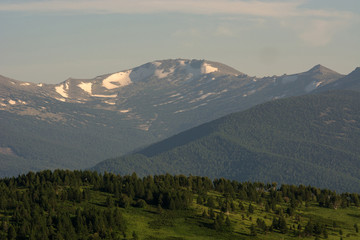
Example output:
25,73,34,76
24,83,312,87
0,170,360,239
93,90,360,192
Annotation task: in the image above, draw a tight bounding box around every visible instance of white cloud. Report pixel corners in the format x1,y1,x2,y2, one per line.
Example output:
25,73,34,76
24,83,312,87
299,19,345,46
281,15,356,47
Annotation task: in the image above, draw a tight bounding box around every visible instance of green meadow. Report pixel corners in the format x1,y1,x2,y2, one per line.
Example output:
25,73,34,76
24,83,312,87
0,170,359,239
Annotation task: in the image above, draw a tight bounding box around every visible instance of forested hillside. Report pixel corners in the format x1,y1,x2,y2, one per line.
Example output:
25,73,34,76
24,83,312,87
0,170,360,239
93,90,360,192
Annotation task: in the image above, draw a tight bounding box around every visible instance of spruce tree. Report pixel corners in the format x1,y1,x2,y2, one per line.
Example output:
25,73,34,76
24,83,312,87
250,224,257,236
248,203,254,213
7,225,16,240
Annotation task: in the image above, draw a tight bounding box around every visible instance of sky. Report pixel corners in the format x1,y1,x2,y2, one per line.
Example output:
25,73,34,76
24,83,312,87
1,0,359,84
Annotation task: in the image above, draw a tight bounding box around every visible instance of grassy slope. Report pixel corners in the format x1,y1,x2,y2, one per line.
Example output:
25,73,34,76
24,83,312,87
82,190,360,239
1,173,359,239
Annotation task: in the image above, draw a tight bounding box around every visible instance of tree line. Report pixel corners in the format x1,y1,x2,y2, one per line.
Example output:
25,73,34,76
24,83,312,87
0,170,359,239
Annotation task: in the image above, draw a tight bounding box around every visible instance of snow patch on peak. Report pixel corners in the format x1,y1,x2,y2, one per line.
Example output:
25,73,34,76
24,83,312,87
155,69,168,79
201,63,218,74
104,100,116,105
153,61,162,67
169,93,181,98
305,81,322,92
78,81,116,98
103,71,132,89
20,83,30,86
119,109,130,113
155,67,175,79
78,82,93,95
92,94,117,98
8,100,16,105
55,97,66,102
55,84,69,98
37,83,43,87
189,89,228,103
176,61,218,76
178,60,186,66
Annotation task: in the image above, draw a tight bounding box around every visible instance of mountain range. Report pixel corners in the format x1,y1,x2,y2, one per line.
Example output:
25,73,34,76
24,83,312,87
0,59,358,183
93,90,360,192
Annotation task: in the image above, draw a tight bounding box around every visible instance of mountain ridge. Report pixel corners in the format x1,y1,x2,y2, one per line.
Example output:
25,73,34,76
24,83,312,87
92,90,360,192
0,59,354,176
315,66,360,92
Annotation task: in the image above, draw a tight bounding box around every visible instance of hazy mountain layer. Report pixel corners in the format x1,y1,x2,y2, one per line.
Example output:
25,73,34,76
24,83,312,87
93,90,360,192
316,67,360,92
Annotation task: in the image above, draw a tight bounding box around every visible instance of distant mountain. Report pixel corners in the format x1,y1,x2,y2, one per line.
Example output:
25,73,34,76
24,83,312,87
316,67,360,92
0,59,345,176
93,90,360,192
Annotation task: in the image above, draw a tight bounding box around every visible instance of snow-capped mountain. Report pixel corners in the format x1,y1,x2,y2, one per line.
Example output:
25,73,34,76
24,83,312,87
0,59,347,176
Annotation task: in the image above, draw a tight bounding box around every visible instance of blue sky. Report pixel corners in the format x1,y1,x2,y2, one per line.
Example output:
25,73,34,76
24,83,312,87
1,0,359,83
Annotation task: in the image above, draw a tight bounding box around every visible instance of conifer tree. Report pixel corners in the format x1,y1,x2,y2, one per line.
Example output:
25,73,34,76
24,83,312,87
248,203,254,213
7,225,16,240
250,224,257,236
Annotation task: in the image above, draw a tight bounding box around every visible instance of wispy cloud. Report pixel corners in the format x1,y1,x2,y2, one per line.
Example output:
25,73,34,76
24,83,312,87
0,0,353,19
296,19,350,47
215,26,234,37
1,0,357,47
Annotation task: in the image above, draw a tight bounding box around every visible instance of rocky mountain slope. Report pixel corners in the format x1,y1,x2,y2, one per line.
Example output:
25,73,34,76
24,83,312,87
315,67,360,92
0,59,345,176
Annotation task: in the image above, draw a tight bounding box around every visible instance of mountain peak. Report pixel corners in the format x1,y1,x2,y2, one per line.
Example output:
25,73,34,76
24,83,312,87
144,59,244,77
307,64,338,74
341,66,360,82
314,66,360,93
351,67,360,74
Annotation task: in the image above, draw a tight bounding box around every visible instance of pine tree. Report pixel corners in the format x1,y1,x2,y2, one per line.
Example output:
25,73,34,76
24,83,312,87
208,208,215,219
132,231,139,240
207,196,215,208
250,224,257,236
239,201,245,211
169,198,176,210
197,195,203,204
225,216,231,230
106,196,114,208
202,209,208,218
323,227,328,239
278,216,288,233
248,203,254,213
7,225,16,240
